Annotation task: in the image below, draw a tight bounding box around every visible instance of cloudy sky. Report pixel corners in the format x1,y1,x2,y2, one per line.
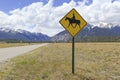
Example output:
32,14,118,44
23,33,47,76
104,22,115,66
0,0,120,36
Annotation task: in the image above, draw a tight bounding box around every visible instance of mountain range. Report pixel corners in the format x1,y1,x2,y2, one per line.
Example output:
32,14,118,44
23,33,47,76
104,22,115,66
0,27,50,42
51,23,120,42
0,23,120,42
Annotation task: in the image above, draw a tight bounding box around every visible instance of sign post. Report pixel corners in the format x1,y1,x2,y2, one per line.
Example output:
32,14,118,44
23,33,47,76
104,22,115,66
72,37,75,74
59,8,87,74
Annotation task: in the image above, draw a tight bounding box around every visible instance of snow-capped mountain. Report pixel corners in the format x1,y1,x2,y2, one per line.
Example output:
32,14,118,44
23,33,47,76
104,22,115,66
51,23,120,42
0,27,16,33
1,23,120,42
94,22,120,28
0,27,50,42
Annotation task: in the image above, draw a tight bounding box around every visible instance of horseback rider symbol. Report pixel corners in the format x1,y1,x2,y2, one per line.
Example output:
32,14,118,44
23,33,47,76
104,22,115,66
65,13,80,28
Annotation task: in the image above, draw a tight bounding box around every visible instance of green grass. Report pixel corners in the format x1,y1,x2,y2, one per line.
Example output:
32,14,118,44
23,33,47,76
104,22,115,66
0,43,120,80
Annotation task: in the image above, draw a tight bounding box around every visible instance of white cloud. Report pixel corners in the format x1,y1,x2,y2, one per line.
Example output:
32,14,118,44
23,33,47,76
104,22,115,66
81,0,120,24
0,0,120,36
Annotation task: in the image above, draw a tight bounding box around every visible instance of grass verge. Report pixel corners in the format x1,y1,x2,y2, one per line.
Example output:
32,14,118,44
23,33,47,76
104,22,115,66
0,43,120,80
0,43,37,48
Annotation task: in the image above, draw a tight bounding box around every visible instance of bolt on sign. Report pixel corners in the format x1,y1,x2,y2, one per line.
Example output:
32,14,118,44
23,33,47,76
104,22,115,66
59,8,87,74
59,8,87,37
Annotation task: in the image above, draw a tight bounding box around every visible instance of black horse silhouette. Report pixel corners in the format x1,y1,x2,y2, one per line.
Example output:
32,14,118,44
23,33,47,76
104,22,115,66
65,17,80,28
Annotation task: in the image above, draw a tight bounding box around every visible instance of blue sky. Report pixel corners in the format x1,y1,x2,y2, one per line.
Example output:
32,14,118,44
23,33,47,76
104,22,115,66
0,0,47,13
0,0,93,13
0,0,120,36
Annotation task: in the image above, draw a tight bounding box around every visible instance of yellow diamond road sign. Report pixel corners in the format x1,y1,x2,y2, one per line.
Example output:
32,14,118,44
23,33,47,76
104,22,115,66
59,8,87,37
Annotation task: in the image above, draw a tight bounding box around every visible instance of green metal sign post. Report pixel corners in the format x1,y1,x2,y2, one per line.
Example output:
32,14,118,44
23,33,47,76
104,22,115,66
72,37,75,74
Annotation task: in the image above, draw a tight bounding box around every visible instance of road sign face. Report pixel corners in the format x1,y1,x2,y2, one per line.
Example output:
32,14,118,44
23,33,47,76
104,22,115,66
59,8,87,37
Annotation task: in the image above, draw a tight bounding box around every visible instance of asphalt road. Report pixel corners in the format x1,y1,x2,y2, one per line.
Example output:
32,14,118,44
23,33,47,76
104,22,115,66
0,43,48,63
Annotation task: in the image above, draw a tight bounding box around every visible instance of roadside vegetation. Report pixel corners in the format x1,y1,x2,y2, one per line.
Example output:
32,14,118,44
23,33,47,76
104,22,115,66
0,43,120,80
0,43,37,48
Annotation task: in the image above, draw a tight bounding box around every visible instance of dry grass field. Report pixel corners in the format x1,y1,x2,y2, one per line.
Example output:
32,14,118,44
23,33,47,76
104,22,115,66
0,43,120,80
0,43,36,48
